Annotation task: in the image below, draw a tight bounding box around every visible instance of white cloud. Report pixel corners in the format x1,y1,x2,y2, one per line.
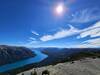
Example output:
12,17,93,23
40,25,79,41
21,40,39,47
19,31,39,47
77,21,100,38
75,38,100,48
31,31,39,35
78,28,100,38
22,21,100,48
40,21,100,48
69,8,100,23
40,21,100,42
27,41,38,45
76,21,100,48
84,38,100,46
75,21,100,48
29,37,36,41
74,44,99,48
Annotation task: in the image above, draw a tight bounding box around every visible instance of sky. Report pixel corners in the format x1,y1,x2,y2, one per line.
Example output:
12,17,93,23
0,0,100,48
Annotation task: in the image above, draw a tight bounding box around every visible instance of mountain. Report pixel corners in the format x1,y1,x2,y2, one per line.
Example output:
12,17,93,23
34,48,100,67
0,45,36,66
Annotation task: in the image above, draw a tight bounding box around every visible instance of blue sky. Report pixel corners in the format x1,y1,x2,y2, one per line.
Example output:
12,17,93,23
0,0,100,48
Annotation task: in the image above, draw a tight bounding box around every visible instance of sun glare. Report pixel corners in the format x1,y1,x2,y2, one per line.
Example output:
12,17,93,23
55,3,64,15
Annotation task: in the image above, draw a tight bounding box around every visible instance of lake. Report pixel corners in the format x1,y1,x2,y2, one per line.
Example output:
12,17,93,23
0,50,48,73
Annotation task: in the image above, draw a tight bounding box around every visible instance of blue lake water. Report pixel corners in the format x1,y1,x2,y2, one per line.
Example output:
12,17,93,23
0,50,48,73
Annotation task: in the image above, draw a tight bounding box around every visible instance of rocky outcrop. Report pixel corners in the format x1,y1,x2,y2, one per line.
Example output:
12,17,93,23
18,58,100,75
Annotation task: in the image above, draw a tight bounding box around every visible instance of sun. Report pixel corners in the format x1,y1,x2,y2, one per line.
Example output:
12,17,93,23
55,3,64,15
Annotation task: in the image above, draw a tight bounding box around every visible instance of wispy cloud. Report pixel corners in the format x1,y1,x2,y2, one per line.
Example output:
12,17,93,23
26,8,100,47
21,32,39,47
74,38,100,48
40,21,100,42
76,21,100,48
21,39,39,47
68,8,100,23
77,21,100,38
40,25,79,41
29,37,36,41
31,31,39,36
84,38,100,47
74,43,99,48
27,37,38,45
40,21,100,47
